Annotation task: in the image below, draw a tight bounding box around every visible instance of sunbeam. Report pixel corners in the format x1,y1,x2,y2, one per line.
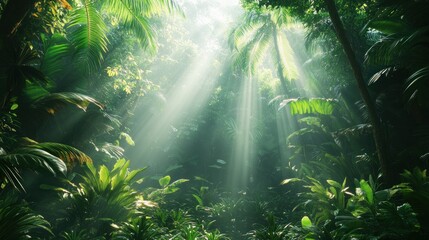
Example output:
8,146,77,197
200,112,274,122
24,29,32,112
127,0,243,174
228,75,260,189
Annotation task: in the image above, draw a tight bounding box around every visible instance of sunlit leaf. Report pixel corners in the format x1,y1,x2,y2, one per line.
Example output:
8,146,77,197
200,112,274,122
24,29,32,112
279,98,338,115
159,175,171,187
31,92,103,114
120,132,135,146
359,179,374,204
301,216,312,229
27,142,92,169
281,178,301,185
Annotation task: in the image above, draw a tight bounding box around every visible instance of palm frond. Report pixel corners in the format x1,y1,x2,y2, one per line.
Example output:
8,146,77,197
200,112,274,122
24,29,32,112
0,147,67,191
275,32,299,80
335,124,372,138
103,0,157,52
102,0,183,52
31,92,103,114
0,194,52,239
27,142,92,169
232,21,272,73
39,34,71,78
92,142,124,159
279,98,338,115
6,44,48,92
230,11,265,49
270,6,296,27
365,26,429,67
404,66,429,104
141,0,184,17
68,1,109,74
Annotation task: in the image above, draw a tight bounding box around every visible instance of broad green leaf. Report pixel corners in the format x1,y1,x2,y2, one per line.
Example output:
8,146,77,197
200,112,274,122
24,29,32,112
159,175,171,187
10,103,18,110
99,165,110,189
369,20,408,35
359,179,374,204
301,216,312,229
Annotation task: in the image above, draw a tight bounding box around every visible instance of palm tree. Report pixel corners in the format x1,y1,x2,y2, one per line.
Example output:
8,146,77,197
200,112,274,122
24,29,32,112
66,0,183,75
0,0,183,109
230,6,298,94
243,0,392,183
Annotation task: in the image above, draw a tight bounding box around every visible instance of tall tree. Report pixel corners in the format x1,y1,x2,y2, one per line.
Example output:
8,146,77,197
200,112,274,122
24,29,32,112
245,0,391,183
230,6,298,94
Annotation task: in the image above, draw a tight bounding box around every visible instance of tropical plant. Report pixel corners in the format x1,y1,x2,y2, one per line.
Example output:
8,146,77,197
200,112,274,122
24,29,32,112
246,214,288,240
230,5,299,93
46,159,146,238
145,175,189,203
0,193,53,240
244,0,392,184
65,0,183,75
112,216,162,240
0,146,67,191
282,176,424,239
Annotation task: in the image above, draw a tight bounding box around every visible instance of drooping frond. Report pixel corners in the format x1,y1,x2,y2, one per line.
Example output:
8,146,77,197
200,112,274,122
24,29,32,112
0,148,67,191
102,0,183,52
232,20,272,73
140,0,184,17
335,124,372,138
5,44,48,94
31,92,103,114
279,98,338,115
275,32,299,80
0,194,53,239
405,66,429,103
365,25,429,67
230,11,266,49
27,142,92,169
39,34,71,79
92,142,124,159
68,1,109,74
269,6,296,27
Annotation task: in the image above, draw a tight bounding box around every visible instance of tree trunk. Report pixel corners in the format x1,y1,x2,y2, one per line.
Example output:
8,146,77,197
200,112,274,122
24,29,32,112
272,25,289,94
323,0,391,183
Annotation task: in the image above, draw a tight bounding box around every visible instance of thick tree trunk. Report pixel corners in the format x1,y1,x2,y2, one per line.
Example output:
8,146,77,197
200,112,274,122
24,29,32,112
272,26,289,94
323,0,391,183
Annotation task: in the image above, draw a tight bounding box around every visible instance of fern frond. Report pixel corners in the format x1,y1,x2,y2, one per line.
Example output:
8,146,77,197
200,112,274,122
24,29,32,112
68,1,109,74
28,142,92,169
0,148,67,191
39,34,71,78
102,0,183,52
279,98,338,115
31,92,103,114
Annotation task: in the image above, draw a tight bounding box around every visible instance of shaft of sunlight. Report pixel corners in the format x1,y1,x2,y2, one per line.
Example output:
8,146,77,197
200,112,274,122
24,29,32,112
229,75,259,189
128,0,243,174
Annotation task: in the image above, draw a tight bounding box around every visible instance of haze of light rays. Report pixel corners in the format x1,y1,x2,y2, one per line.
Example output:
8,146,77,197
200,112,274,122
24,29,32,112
274,26,326,171
128,0,242,173
228,74,260,189
278,25,321,97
